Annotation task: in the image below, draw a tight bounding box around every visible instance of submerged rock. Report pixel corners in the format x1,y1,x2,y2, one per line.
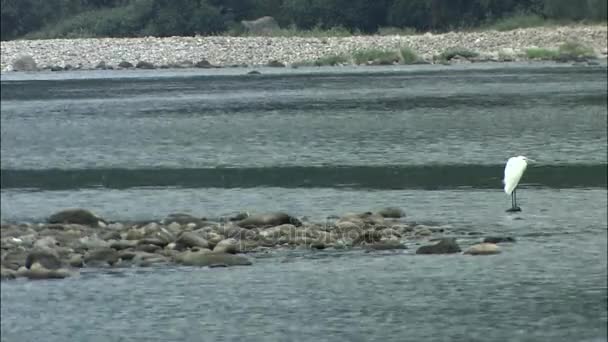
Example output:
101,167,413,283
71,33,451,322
48,209,106,226
416,238,461,254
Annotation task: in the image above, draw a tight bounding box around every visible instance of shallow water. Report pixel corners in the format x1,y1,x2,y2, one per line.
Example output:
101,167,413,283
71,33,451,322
1,63,607,342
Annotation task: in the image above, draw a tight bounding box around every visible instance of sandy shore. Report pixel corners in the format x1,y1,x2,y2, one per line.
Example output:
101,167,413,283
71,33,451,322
1,25,606,72
1,208,509,280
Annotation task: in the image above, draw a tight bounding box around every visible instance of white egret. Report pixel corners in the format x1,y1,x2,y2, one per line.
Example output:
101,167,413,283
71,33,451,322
503,156,534,212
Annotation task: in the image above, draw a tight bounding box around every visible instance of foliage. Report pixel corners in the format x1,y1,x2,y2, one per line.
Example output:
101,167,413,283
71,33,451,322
352,48,401,65
314,54,350,66
1,0,607,40
525,47,559,59
399,47,420,64
557,41,596,58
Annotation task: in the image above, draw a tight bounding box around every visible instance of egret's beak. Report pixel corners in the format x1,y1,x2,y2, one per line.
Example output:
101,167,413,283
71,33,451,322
526,158,537,163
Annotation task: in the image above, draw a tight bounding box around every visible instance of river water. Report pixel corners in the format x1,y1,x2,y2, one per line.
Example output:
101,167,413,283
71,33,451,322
1,63,607,341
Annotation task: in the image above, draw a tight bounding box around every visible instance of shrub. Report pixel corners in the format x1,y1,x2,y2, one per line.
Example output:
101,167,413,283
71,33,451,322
557,41,596,58
352,48,400,65
487,14,550,31
525,48,559,60
399,46,419,64
12,55,37,71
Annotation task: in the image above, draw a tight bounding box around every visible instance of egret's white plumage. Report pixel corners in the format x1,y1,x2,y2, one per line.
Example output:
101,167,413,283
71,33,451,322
503,156,529,195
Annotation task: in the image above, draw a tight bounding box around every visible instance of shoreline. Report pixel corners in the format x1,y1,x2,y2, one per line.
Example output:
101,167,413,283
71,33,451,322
1,25,606,72
1,208,509,281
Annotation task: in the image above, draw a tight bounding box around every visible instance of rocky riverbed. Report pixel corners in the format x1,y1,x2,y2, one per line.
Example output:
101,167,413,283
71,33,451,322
0,208,511,281
1,25,606,72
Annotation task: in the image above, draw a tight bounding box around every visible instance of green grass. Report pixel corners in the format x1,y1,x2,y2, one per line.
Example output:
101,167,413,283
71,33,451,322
377,26,418,36
485,14,553,31
232,25,355,37
557,41,596,58
399,46,419,64
525,48,559,60
352,48,401,65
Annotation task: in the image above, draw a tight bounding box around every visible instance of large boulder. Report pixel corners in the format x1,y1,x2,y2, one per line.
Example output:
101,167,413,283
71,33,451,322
175,251,252,267
237,212,301,228
1,249,29,270
241,16,280,34
48,209,106,227
416,238,461,254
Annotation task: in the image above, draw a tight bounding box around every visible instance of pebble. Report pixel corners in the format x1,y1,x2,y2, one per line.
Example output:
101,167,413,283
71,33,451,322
1,25,605,71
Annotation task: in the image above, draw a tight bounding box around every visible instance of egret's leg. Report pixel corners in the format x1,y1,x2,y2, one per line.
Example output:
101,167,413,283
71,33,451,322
514,189,518,208
511,192,515,209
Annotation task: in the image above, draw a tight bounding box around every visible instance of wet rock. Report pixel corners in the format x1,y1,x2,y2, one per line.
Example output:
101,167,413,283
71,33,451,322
213,238,239,254
1,266,17,280
483,236,516,244
76,235,109,250
163,213,205,226
194,59,216,68
135,244,161,253
138,237,168,248
266,60,285,67
229,212,250,221
48,209,106,226
25,249,63,270
175,251,252,267
110,240,137,250
352,230,382,245
377,207,406,218
18,263,72,280
131,252,168,267
95,61,108,69
464,243,500,255
416,238,461,254
102,230,122,241
135,61,155,69
84,247,119,267
237,212,301,228
174,232,209,250
125,228,146,240
33,236,59,249
247,70,261,75
68,254,84,268
118,61,133,68
1,249,28,270
414,227,433,237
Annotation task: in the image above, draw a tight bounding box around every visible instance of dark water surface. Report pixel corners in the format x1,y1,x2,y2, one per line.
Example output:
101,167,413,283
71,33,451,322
1,64,607,342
